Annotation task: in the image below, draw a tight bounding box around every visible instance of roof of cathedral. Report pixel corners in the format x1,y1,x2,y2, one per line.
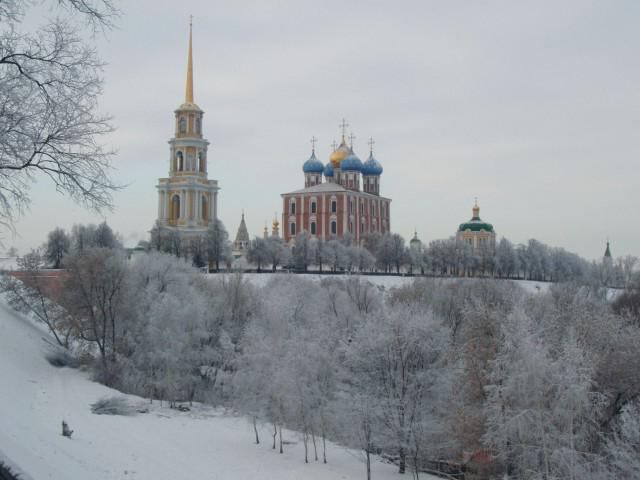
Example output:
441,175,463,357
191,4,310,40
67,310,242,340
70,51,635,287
302,150,324,174
330,138,351,168
341,150,364,172
458,202,494,233
323,161,334,177
234,213,250,245
362,151,383,175
410,230,421,246
282,182,391,201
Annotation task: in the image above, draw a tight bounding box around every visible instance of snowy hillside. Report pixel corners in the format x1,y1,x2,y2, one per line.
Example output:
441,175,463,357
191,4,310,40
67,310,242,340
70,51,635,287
0,298,434,480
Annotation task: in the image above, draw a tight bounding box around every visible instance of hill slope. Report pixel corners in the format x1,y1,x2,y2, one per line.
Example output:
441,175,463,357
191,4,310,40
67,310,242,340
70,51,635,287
0,299,430,480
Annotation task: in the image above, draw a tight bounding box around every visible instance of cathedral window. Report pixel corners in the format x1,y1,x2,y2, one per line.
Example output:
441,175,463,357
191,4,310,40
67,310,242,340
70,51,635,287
290,222,296,236
196,117,201,134
171,195,180,220
310,222,316,235
179,117,187,134
198,152,205,172
331,221,337,235
311,201,317,214
331,200,337,213
176,151,184,171
290,200,296,215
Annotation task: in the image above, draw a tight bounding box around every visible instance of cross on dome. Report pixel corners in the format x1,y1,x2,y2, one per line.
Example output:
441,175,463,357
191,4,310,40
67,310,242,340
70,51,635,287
348,132,356,149
310,135,317,152
339,118,349,140
368,137,375,153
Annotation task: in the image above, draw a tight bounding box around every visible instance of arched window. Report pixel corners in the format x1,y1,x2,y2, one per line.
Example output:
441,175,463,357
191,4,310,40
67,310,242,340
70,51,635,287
290,200,296,214
290,222,296,236
198,152,205,172
178,117,187,134
310,222,316,235
331,199,337,213
311,200,317,214
331,221,337,235
201,195,208,220
171,195,181,220
176,151,184,171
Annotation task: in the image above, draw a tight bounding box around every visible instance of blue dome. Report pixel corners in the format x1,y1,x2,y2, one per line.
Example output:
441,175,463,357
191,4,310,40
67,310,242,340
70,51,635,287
323,161,334,177
341,151,363,172
362,152,383,175
302,151,324,174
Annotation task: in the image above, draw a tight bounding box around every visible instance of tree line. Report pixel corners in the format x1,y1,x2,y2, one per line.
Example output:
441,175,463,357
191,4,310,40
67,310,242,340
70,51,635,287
2,226,640,479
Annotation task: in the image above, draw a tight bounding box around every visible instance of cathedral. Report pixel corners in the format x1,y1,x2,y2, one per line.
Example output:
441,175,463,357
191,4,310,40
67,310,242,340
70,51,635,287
155,24,219,242
280,121,391,245
456,200,496,252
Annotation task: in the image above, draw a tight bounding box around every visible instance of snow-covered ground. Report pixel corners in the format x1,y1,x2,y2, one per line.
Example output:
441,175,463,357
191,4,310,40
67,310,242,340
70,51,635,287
215,271,551,294
0,298,435,480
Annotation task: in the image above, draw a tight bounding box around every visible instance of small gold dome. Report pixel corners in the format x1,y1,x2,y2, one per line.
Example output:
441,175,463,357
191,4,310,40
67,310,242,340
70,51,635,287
330,139,351,168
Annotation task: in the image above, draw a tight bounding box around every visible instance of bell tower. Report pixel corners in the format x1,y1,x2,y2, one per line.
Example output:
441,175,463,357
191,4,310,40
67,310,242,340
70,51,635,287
156,19,219,239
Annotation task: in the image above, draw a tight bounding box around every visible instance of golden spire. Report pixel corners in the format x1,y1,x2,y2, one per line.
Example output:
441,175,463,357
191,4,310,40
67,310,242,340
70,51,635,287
185,16,194,104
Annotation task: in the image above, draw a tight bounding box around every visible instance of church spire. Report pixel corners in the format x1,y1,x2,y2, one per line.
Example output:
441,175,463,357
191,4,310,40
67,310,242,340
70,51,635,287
185,16,194,104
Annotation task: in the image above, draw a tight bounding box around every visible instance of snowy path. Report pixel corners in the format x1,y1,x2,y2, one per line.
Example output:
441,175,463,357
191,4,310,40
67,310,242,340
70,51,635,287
0,300,428,480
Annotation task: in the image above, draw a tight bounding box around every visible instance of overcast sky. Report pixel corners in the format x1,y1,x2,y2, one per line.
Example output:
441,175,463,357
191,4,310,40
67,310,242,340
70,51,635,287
9,0,640,260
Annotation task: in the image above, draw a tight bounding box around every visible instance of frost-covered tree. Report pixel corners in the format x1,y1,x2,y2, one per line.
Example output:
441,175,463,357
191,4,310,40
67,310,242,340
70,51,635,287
45,227,70,268
346,305,449,474
61,247,130,384
0,0,119,231
247,237,270,272
206,218,231,271
292,231,316,272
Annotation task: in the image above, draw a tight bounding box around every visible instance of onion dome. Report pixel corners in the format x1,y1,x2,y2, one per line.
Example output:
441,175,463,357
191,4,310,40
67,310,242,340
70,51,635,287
341,150,363,172
302,150,324,174
330,138,351,168
362,151,383,175
323,161,334,177
458,202,494,232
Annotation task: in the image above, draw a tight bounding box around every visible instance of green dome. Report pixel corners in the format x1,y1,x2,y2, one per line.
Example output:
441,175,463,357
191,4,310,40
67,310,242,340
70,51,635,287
458,216,494,233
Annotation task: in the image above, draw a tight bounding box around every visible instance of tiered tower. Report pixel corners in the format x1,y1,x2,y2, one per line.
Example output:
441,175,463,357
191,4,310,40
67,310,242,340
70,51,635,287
156,21,219,241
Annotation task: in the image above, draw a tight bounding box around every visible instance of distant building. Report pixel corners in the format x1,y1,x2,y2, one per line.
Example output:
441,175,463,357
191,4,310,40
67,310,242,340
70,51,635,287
280,122,391,245
409,230,422,250
456,200,496,252
232,212,250,258
604,240,613,262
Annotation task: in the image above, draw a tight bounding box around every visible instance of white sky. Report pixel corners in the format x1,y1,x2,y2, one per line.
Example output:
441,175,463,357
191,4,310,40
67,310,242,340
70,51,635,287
8,0,640,259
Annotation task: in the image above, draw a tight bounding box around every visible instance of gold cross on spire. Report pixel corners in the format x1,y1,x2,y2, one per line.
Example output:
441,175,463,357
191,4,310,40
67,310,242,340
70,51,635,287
348,132,356,149
339,118,349,140
310,135,317,152
368,136,375,153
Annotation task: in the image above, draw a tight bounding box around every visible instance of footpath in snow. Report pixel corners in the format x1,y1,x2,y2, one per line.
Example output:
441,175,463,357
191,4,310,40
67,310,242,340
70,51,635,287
0,299,434,480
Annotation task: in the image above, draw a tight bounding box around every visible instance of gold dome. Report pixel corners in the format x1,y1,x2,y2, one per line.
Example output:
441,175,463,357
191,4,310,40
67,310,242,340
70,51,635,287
330,138,351,168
